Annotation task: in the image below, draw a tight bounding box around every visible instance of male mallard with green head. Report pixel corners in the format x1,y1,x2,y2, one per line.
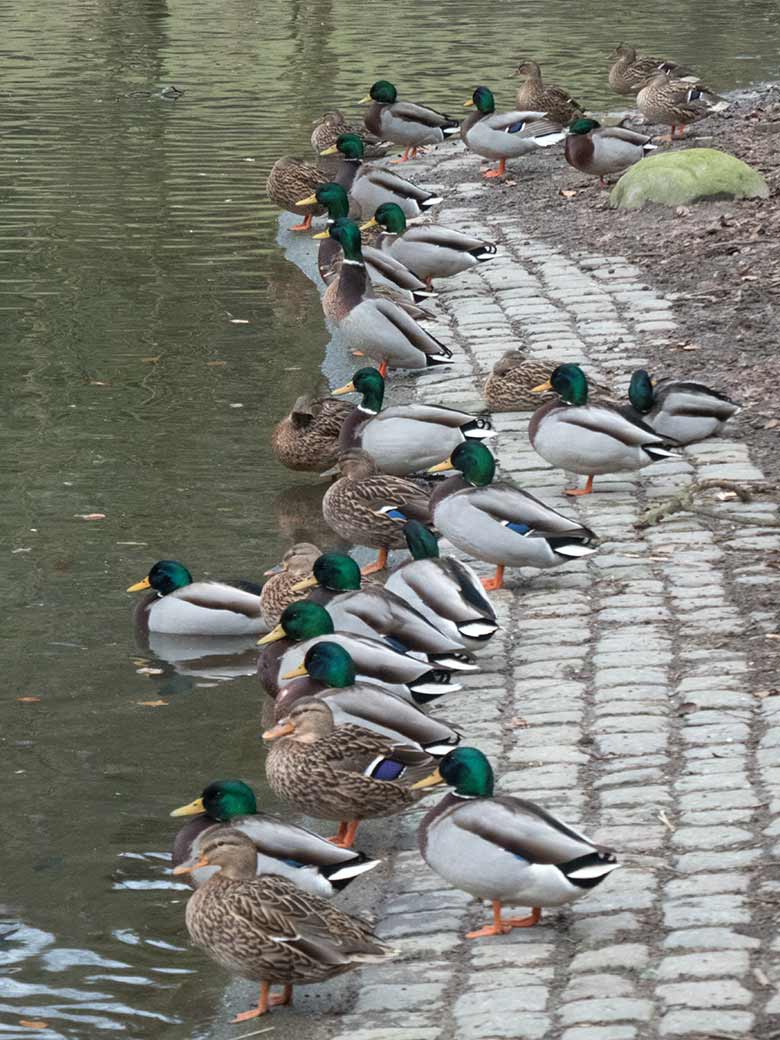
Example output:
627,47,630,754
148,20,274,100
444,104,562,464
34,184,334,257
413,748,620,938
462,86,565,179
529,363,679,495
361,80,460,162
625,369,740,445
565,117,656,186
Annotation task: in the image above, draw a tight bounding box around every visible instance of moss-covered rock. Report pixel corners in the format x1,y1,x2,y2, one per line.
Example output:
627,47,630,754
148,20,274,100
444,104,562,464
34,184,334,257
610,148,769,209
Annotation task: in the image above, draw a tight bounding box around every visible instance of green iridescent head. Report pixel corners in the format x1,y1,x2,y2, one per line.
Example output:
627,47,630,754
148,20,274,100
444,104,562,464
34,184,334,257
628,369,655,414
142,560,193,596
369,80,398,104
279,601,334,640
315,182,350,220
549,363,589,407
351,366,385,412
335,133,365,160
373,202,407,235
403,520,440,560
568,117,600,135
328,219,364,262
312,552,362,592
170,779,257,822
470,86,495,115
302,641,357,688
439,747,494,797
449,441,496,487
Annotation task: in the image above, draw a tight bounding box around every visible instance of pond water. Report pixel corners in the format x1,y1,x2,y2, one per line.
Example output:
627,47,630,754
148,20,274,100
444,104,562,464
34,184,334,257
1,1,778,1036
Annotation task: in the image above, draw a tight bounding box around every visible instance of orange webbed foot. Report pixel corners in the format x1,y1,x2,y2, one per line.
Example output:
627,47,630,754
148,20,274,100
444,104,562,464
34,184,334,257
564,476,594,497
290,214,313,232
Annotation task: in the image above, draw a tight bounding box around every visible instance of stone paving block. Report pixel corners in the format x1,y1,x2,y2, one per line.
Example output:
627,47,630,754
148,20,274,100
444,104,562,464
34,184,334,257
659,1010,754,1036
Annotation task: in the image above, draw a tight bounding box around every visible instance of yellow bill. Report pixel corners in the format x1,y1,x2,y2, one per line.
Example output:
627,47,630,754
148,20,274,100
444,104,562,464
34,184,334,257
290,575,319,593
319,145,338,156
530,380,552,393
296,193,318,206
281,662,309,679
170,797,205,818
127,576,151,592
332,381,356,396
427,458,453,473
359,217,378,231
258,624,285,645
312,229,330,239
411,768,443,789
358,95,372,104
463,99,475,107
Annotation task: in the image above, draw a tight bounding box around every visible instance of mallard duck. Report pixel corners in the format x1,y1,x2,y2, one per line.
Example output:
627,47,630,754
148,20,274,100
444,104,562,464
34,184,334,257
360,80,459,162
266,157,328,232
320,133,443,219
322,448,432,573
316,221,451,376
361,202,497,284
529,363,679,495
625,369,740,444
384,520,499,650
258,601,463,704
311,110,389,159
513,60,582,126
276,642,461,754
636,72,726,140
263,698,439,848
173,829,394,1021
462,86,565,179
127,560,265,635
412,748,620,938
288,551,476,668
428,442,597,590
332,366,493,476
171,779,379,896
271,393,354,473
565,117,657,185
260,543,321,627
484,351,615,411
608,44,697,96
300,183,435,305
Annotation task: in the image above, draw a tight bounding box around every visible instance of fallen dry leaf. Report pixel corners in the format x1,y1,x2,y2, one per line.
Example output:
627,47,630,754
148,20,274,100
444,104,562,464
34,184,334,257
17,696,41,704
137,699,168,707
754,689,779,698
559,189,577,198
20,1023,48,1031
136,666,164,675
765,418,780,430
75,513,106,521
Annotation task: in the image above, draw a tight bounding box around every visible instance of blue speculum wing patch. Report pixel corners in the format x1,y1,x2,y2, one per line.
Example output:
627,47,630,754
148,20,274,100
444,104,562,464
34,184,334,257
372,759,405,781
385,508,407,521
501,520,531,535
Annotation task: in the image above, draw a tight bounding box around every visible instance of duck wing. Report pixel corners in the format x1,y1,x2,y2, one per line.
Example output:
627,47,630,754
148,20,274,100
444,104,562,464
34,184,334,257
460,484,594,538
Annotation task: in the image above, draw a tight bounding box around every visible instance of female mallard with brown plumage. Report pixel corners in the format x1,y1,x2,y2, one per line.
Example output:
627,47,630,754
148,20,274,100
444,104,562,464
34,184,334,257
170,779,379,896
259,542,321,627
485,352,614,411
565,117,657,185
317,220,452,376
262,698,439,848
271,392,355,473
636,72,726,140
529,363,678,495
266,157,328,231
322,448,432,574
173,829,394,1021
361,80,460,162
311,110,389,159
513,60,582,127
608,44,697,95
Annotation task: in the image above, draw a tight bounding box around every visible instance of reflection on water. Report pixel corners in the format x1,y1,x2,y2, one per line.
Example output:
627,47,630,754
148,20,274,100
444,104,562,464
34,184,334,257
1,0,778,1036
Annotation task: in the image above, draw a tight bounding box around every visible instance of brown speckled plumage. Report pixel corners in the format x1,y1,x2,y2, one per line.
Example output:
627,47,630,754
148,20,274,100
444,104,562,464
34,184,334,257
484,351,614,412
311,111,389,159
271,395,354,473
266,157,328,220
608,45,696,95
513,61,582,127
260,543,322,627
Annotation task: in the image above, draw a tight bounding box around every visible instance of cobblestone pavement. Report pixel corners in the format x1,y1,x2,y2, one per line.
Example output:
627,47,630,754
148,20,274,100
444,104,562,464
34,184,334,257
253,143,780,1040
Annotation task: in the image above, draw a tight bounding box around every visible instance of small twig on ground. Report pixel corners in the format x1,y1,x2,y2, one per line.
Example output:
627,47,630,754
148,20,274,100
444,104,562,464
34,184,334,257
635,479,778,528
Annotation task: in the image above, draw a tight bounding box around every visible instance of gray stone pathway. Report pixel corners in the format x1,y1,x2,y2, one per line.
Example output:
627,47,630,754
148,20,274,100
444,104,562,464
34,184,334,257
320,144,780,1040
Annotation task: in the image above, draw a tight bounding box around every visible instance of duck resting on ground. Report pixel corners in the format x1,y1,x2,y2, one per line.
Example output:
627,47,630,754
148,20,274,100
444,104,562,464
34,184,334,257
530,363,679,495
565,117,657,186
462,86,566,179
624,369,740,445
262,698,440,848
173,829,395,1021
361,80,460,162
413,747,620,938
513,59,583,127
361,202,497,285
127,560,265,636
384,520,499,650
316,220,452,376
333,366,493,476
170,779,379,895
276,641,461,755
427,442,598,590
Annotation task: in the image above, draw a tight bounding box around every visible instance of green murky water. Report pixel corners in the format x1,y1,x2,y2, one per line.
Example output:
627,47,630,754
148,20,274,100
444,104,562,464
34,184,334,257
1,1,777,1036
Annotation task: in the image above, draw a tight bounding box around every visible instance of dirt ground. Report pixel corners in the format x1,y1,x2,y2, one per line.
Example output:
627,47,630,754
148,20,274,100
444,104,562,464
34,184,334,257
459,82,780,487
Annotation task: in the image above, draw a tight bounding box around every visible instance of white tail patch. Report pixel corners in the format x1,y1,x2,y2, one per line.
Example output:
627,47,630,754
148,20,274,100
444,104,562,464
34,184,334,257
535,131,566,147
567,861,621,880
644,143,658,152
459,621,499,638
432,655,478,672
443,126,460,136
554,543,598,558
422,196,444,208
425,742,458,756
476,251,497,261
328,859,381,882
412,680,462,695
463,428,496,441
